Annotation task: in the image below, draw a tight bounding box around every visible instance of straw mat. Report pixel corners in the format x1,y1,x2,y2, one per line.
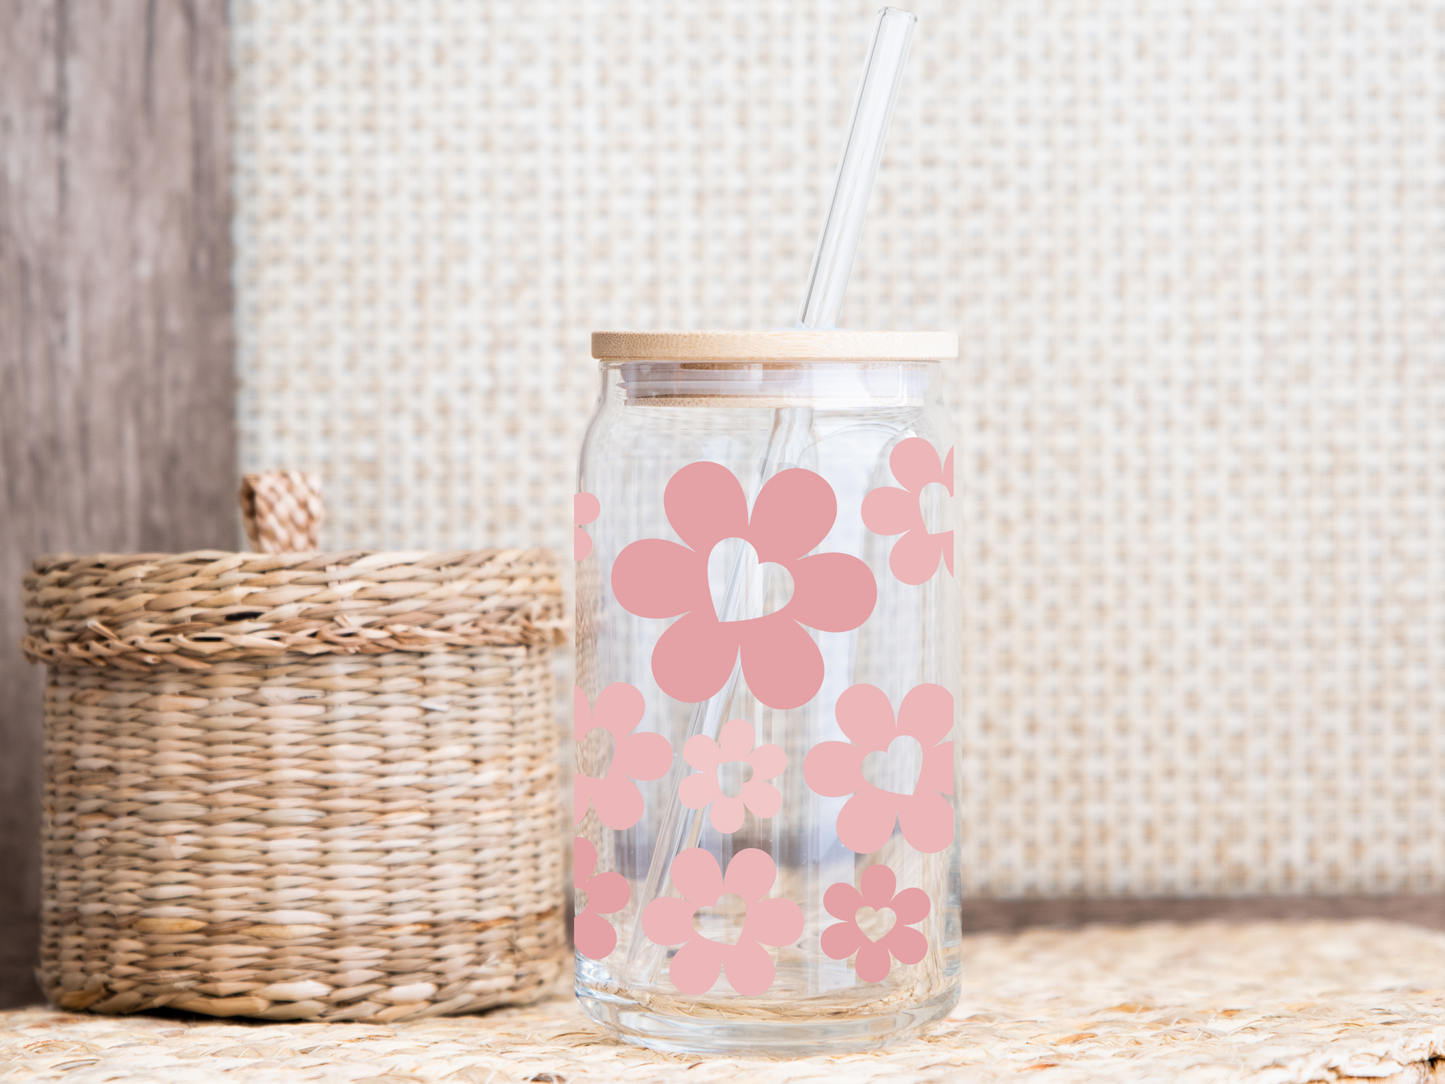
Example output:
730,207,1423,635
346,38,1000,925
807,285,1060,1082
4,920,1445,1082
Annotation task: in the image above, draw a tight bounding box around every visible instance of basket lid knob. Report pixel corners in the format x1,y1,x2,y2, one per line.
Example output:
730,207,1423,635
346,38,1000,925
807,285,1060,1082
239,471,324,553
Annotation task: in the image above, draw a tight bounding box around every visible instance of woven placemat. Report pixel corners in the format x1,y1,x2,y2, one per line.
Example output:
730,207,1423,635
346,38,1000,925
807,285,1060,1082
5,920,1445,1082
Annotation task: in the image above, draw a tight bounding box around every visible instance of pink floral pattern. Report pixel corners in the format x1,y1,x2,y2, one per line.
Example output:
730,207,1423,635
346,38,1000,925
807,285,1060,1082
821,864,931,982
678,720,786,834
574,837,629,960
641,848,803,996
611,461,877,709
575,492,601,560
803,683,955,854
861,438,954,585
574,683,672,830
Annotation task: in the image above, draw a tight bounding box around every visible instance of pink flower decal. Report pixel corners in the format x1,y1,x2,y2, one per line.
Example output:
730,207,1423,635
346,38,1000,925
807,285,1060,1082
575,492,601,560
574,683,672,830
821,864,931,982
803,683,955,854
574,837,629,959
678,720,786,834
610,461,877,709
861,438,954,585
641,848,803,996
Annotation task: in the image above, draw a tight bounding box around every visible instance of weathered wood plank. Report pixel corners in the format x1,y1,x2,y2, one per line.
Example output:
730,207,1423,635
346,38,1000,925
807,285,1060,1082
0,0,234,1008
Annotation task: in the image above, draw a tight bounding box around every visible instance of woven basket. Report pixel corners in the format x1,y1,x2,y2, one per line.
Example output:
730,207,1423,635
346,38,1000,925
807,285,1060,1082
21,482,567,1022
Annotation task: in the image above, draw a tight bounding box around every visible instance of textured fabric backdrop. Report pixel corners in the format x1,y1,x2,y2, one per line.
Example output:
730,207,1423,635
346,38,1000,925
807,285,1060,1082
231,0,1445,898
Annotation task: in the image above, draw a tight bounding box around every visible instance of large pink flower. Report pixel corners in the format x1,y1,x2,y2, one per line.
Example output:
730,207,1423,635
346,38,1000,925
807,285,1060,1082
821,864,931,982
803,683,955,854
641,848,803,996
574,837,629,960
611,461,876,709
575,492,600,560
574,683,672,830
678,719,786,834
861,438,954,585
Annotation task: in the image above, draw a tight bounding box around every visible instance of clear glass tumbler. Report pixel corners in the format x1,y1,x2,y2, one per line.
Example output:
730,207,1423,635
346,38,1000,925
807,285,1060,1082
573,330,961,1055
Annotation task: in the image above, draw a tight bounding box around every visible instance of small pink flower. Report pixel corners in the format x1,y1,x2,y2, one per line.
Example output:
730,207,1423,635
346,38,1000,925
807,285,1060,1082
611,461,876,710
678,720,786,834
862,438,954,585
641,848,803,996
821,864,931,982
803,683,955,854
575,492,601,559
574,836,629,960
574,683,673,830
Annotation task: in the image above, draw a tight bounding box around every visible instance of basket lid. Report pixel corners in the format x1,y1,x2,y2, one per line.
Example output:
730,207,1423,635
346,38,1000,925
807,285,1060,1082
590,329,957,361
21,549,564,671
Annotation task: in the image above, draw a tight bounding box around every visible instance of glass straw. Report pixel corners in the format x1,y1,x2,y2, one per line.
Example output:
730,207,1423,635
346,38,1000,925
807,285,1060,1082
797,7,917,331
621,7,917,989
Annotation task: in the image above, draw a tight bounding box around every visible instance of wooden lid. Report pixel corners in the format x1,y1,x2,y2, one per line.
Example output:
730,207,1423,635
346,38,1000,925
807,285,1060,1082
590,329,958,361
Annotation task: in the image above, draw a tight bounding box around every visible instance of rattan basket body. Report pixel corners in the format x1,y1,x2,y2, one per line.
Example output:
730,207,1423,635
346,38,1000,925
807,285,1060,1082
22,547,566,1022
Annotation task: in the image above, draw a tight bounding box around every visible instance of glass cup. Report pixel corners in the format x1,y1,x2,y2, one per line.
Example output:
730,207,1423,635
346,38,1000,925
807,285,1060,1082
573,330,960,1055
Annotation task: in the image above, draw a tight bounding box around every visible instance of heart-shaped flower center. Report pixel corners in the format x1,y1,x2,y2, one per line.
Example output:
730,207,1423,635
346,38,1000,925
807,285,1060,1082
716,759,755,799
855,905,897,941
578,727,615,777
918,480,952,525
862,735,923,795
707,537,795,620
693,892,748,945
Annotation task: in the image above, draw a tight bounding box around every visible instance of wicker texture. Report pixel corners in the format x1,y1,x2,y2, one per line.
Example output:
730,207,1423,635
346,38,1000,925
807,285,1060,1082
231,0,1445,899
5,921,1445,1081
239,471,324,554
21,550,563,671
26,549,567,1021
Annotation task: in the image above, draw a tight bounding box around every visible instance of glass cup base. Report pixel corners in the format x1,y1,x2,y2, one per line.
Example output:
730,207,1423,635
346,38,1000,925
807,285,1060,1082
576,980,959,1057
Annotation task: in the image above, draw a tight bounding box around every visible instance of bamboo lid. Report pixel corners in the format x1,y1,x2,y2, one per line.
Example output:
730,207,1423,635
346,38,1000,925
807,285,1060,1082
590,329,957,361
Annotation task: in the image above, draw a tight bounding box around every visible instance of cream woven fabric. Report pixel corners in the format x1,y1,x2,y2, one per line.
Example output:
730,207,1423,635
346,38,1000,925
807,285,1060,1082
8,921,1445,1082
231,1,1445,898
